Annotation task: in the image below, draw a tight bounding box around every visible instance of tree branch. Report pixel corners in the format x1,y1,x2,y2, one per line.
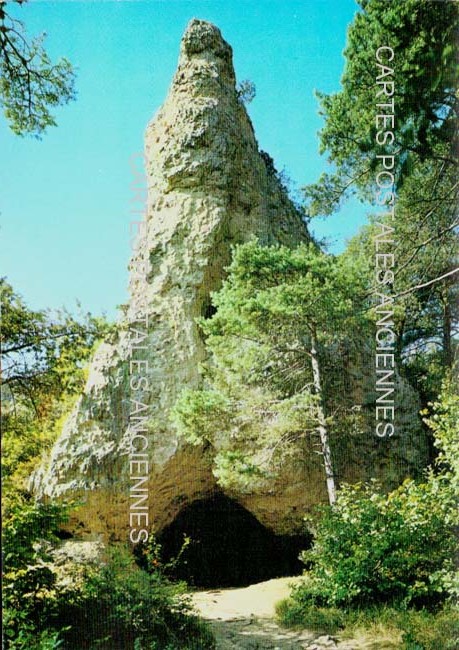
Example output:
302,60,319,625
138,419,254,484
393,267,459,299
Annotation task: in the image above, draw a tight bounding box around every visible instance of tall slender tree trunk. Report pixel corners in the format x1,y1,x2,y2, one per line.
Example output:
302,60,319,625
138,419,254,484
443,297,452,369
310,329,337,505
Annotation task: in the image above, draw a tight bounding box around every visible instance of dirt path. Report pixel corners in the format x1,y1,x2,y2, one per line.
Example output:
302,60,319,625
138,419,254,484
191,577,357,649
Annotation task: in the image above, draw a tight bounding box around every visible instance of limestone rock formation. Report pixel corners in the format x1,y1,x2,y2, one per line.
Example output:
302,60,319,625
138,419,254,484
33,19,427,543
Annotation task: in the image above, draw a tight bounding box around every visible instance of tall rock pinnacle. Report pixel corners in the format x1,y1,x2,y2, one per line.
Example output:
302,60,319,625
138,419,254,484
32,20,424,542
33,19,310,539
129,19,309,321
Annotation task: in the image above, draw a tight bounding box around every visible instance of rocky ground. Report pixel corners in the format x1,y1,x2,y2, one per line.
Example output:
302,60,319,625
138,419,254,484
190,577,384,650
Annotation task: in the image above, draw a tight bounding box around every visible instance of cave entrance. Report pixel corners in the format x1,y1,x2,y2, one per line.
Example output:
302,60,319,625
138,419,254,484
157,493,310,588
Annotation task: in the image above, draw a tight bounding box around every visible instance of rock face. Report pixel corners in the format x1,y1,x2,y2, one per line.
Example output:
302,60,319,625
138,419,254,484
34,20,427,543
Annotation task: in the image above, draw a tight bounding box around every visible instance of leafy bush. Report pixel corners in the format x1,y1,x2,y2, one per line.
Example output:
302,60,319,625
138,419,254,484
2,612,63,650
2,499,70,648
293,478,456,609
278,379,459,648
287,380,459,610
423,377,459,518
2,500,214,649
56,546,214,649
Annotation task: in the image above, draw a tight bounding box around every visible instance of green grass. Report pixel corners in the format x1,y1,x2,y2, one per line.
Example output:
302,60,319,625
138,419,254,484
276,598,459,650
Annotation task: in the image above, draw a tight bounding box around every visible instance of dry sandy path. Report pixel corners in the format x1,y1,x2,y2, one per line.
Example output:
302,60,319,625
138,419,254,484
191,577,358,649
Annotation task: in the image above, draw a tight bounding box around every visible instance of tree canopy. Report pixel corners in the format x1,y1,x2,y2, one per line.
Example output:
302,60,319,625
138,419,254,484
304,0,458,216
305,0,458,407
0,0,76,137
172,241,371,504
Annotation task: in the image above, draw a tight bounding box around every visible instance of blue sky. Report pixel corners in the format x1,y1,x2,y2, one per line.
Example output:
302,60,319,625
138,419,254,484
0,0,367,319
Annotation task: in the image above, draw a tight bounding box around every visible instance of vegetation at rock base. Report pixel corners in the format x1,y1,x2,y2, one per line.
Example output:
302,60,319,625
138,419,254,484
297,482,455,609
276,601,459,650
276,380,459,648
1,283,215,649
2,500,214,649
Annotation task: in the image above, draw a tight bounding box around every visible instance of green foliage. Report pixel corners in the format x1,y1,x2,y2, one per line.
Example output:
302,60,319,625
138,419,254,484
57,546,214,649
341,153,458,386
276,597,345,634
2,500,70,649
3,499,68,571
203,240,369,344
313,0,459,408
172,389,232,447
400,607,459,650
1,279,110,405
2,501,214,649
423,376,459,510
277,601,459,650
292,478,456,609
134,531,192,579
2,614,64,650
171,241,370,492
0,0,76,137
304,0,458,215
305,1,459,397
278,376,458,648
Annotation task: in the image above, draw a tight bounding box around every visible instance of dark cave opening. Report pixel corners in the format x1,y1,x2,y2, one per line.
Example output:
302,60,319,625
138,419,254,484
155,494,311,588
201,299,217,320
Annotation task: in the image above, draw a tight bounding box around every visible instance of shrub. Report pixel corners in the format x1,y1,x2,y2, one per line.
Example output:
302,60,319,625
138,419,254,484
423,377,459,521
294,478,456,609
2,499,70,648
57,545,214,649
2,499,214,649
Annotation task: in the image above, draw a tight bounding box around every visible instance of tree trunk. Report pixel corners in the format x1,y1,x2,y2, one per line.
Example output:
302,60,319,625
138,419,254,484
443,296,453,369
310,330,337,505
